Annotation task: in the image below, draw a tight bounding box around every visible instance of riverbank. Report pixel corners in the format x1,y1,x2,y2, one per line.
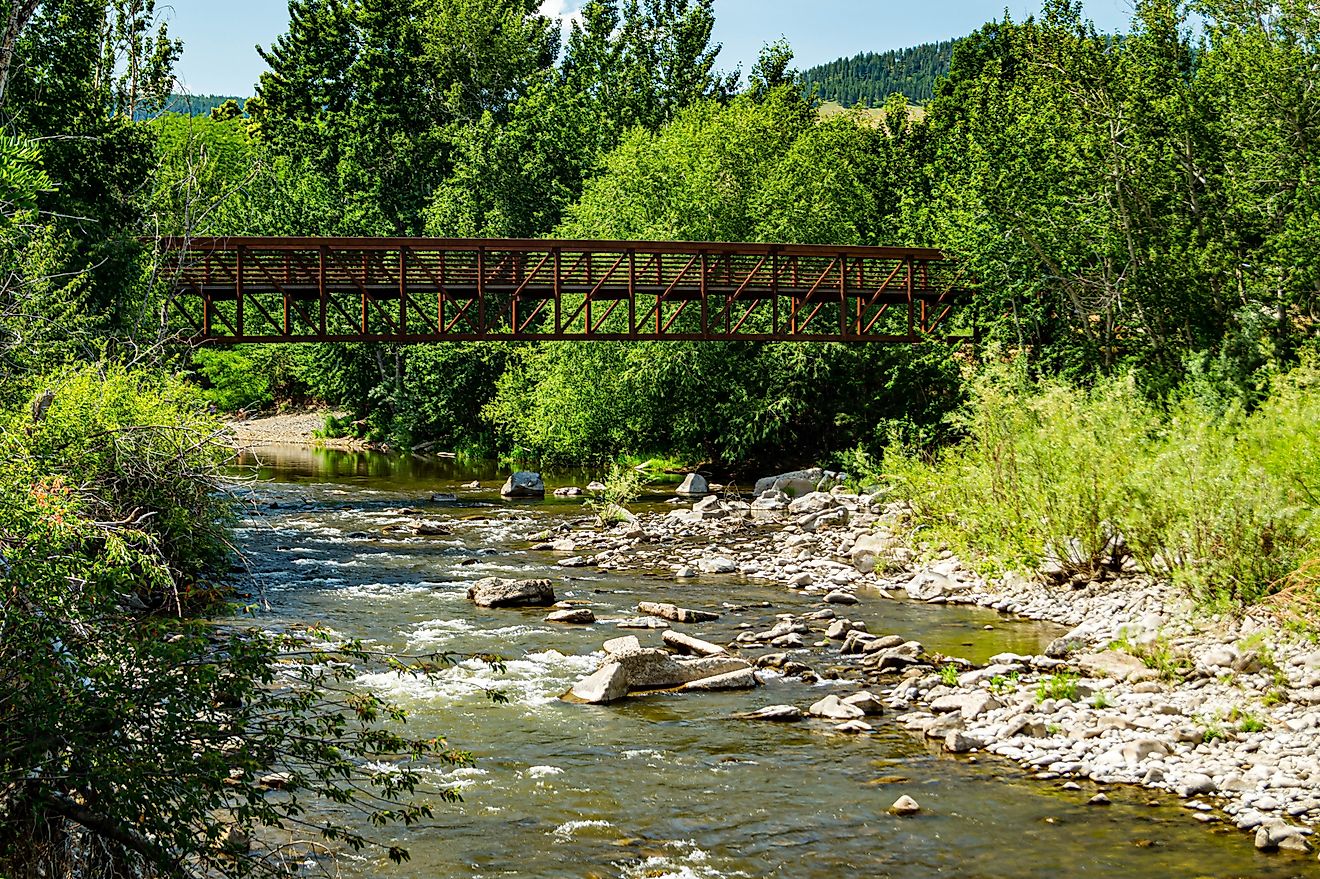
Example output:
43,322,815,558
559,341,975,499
224,410,366,451
547,477,1320,861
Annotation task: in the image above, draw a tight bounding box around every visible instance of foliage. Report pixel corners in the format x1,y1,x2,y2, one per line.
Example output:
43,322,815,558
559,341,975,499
939,663,960,686
586,462,643,525
1035,672,1081,702
0,367,481,876
191,345,317,412
885,358,1320,608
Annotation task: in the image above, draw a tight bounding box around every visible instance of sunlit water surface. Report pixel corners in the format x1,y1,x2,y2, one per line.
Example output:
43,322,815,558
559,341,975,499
225,444,1319,879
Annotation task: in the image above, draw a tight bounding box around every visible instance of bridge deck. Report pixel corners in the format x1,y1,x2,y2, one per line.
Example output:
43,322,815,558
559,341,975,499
160,237,972,343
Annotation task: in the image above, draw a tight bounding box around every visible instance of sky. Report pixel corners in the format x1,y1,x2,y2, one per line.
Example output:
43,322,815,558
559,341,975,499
168,0,1140,97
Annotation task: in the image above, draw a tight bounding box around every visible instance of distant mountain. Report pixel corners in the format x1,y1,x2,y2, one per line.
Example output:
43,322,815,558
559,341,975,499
801,41,957,107
160,94,249,117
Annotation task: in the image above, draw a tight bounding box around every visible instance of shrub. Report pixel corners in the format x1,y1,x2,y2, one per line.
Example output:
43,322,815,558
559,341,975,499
0,366,474,876
883,360,1320,609
587,463,643,526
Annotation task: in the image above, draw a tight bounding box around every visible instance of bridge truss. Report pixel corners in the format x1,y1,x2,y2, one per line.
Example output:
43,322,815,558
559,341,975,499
161,237,973,344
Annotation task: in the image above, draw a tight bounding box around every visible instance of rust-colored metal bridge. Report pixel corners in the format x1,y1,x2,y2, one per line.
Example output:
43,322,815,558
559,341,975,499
161,237,972,344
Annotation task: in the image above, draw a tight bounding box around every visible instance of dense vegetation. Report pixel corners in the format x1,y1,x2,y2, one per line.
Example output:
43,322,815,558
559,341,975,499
6,0,1320,875
800,41,956,105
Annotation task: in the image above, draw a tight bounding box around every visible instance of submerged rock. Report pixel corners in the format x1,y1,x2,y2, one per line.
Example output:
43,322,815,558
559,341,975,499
467,577,556,608
738,705,804,722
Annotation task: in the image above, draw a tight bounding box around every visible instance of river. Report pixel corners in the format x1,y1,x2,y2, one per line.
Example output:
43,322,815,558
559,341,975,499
226,444,1317,879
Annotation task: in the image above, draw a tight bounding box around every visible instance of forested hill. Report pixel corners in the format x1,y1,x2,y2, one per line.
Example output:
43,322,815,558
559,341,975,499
801,41,956,106
162,93,247,116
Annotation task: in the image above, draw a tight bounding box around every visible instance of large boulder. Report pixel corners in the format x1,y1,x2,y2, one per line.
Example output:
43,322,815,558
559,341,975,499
466,577,556,608
1076,650,1154,682
675,473,711,498
754,468,828,498
851,531,900,573
501,471,546,498
565,662,630,704
787,491,838,516
613,648,750,689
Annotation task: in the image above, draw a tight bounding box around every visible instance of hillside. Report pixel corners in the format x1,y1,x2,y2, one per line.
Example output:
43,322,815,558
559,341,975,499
801,41,956,107
162,93,248,116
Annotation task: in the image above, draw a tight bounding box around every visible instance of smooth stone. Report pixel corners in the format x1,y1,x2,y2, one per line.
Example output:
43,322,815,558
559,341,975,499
841,691,884,716
834,719,873,733
697,557,738,575
545,608,596,624
824,590,859,605
682,668,759,691
808,694,866,720
676,473,711,498
890,795,921,816
662,630,728,657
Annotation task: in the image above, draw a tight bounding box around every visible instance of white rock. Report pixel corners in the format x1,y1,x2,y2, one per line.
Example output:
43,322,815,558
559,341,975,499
808,694,866,720
567,662,629,704
889,795,921,816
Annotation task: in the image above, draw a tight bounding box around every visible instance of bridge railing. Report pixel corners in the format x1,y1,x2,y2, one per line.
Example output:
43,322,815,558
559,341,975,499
158,237,973,343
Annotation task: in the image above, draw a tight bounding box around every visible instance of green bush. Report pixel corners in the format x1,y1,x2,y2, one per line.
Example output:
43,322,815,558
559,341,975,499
192,345,316,413
884,360,1320,609
16,366,233,587
0,366,471,874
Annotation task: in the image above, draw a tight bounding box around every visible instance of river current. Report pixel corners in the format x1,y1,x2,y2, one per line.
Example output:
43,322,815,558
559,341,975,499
226,444,1318,879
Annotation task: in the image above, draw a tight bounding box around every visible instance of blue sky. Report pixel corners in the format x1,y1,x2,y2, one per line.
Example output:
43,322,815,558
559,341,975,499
169,0,1139,97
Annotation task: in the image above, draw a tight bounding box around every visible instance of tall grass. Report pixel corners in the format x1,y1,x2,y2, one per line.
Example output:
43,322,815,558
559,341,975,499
880,362,1320,610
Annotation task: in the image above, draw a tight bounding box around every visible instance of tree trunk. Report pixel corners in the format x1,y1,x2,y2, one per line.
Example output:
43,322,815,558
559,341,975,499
0,1,41,108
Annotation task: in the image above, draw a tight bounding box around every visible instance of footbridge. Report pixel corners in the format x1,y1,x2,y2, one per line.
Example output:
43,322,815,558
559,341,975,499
160,237,973,344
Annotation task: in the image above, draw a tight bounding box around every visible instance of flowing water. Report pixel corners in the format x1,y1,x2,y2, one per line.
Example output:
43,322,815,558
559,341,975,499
227,444,1319,879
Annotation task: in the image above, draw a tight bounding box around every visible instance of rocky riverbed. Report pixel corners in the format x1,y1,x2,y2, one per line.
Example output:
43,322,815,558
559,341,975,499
535,469,1320,860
